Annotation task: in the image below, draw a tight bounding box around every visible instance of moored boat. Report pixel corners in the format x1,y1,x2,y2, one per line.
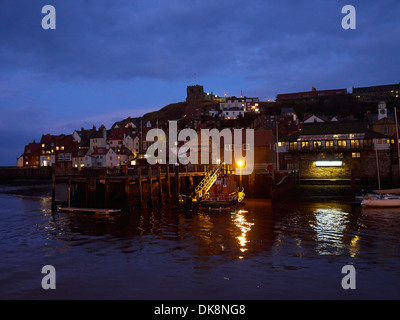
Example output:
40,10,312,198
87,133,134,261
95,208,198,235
199,174,245,210
361,194,400,207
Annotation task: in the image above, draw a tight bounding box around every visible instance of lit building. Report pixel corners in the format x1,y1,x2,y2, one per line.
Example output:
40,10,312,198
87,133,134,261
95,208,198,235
277,121,392,183
20,141,41,168
220,96,260,119
352,83,400,102
40,134,63,167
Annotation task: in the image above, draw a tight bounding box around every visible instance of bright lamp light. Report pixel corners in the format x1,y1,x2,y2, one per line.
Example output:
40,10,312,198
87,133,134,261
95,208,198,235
315,161,342,167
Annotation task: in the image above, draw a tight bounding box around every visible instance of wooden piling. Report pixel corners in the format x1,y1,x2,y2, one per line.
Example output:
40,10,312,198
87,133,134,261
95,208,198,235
51,172,55,202
105,178,109,208
51,172,56,212
167,166,171,198
138,168,143,204
189,176,193,196
149,167,153,204
158,167,162,200
68,177,71,207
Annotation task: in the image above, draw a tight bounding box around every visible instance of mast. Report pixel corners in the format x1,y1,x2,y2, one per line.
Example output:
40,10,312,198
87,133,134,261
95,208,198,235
375,140,381,190
276,120,280,171
395,107,400,183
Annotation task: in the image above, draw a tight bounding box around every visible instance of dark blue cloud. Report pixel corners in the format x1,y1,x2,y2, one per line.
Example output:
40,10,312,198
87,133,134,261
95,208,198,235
0,0,399,165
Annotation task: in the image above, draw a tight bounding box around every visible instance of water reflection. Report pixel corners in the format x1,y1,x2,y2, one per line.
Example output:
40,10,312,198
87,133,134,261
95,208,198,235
33,195,393,263
271,199,363,258
232,210,254,259
311,208,349,256
4,182,400,299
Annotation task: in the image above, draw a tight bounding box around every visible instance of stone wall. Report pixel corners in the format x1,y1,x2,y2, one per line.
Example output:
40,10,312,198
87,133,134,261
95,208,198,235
282,150,392,184
0,167,52,180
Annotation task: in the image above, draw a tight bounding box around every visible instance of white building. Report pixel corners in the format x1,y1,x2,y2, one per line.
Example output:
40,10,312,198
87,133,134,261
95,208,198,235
72,148,88,169
219,96,259,119
89,126,107,152
123,133,140,153
221,107,245,120
87,147,117,168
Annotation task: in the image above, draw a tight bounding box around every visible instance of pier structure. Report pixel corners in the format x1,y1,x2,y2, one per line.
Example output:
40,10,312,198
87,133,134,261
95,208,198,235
51,165,299,212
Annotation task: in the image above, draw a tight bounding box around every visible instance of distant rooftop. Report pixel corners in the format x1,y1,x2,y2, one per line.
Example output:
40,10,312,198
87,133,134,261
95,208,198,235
276,88,347,100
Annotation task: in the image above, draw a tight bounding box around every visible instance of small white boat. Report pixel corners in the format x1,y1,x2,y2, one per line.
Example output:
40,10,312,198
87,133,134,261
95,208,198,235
361,194,400,207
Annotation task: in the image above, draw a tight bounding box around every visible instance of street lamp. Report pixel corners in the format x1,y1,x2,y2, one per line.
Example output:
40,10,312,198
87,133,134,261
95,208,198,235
236,160,245,189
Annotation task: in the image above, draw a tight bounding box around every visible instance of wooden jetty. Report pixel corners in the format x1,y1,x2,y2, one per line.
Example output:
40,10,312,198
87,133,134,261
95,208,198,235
51,166,299,213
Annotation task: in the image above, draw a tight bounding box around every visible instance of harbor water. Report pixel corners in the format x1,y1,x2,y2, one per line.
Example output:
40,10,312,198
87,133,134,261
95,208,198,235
1,181,399,299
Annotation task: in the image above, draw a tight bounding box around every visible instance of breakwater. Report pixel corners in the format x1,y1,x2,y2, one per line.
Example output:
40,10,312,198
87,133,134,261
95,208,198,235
0,167,52,181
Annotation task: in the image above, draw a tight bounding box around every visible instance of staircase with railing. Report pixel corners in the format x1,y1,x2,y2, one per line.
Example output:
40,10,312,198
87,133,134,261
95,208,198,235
194,165,222,201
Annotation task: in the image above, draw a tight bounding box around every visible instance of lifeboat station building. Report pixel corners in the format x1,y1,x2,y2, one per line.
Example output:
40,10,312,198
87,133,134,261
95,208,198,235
277,121,394,185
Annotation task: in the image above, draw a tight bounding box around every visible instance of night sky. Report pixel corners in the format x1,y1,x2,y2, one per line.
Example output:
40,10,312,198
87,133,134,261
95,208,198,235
1,0,399,166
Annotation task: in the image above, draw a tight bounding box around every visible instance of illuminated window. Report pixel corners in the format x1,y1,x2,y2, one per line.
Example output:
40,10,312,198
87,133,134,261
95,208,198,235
376,138,382,144
325,140,334,149
352,152,361,158
278,142,285,147
289,142,297,150
313,141,322,149
350,140,360,148
301,141,310,150
338,140,347,149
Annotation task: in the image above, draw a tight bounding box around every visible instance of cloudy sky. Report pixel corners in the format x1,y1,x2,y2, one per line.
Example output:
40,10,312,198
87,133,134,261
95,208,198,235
1,0,399,165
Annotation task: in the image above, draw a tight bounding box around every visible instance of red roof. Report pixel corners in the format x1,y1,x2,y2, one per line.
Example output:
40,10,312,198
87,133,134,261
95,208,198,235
91,147,111,156
24,142,41,155
54,135,76,154
40,134,62,145
72,147,88,157
108,128,127,141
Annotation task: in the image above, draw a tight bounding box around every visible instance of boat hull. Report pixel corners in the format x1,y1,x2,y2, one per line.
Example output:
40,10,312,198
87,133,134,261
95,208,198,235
361,199,400,207
199,199,244,211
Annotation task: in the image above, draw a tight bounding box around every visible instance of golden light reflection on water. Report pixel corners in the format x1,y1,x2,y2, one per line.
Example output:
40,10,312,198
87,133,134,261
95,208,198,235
349,234,360,258
232,210,254,259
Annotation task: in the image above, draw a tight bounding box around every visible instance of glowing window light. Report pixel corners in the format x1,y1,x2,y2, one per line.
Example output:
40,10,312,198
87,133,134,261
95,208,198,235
315,161,343,167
